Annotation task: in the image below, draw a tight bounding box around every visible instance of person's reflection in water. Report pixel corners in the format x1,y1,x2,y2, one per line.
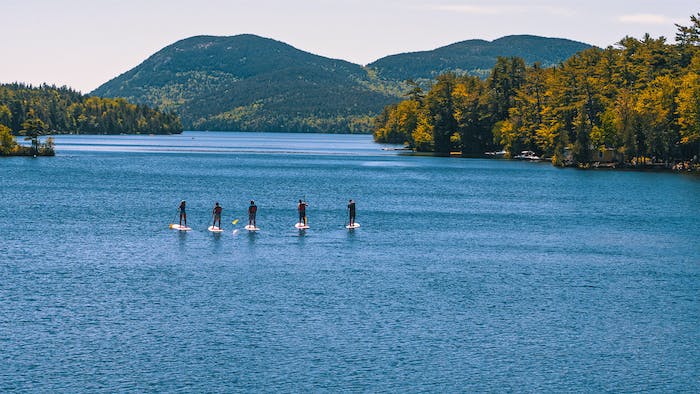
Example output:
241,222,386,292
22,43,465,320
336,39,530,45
210,232,223,256
177,229,188,255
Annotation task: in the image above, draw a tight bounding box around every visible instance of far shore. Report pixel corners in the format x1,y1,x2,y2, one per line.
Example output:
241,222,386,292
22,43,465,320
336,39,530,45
7,131,699,175
395,149,700,174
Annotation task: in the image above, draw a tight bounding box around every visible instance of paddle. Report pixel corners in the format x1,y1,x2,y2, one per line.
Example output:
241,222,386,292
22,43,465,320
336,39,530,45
303,196,308,226
169,209,178,229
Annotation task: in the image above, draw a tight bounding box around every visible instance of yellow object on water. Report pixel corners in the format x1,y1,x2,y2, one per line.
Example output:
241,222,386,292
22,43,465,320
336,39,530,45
232,219,239,225
169,224,174,229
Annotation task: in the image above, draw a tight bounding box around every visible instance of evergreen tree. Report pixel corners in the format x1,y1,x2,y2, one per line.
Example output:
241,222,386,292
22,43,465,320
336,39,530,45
487,57,526,122
425,73,459,155
452,75,490,155
20,110,48,154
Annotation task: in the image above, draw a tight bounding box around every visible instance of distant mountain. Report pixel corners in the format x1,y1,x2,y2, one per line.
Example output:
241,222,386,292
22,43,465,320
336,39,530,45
367,35,593,81
92,35,399,133
92,34,591,133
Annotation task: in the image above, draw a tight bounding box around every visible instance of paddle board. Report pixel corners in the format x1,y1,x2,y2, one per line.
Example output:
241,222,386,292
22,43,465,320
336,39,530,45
208,226,224,233
295,222,310,229
346,222,361,229
171,224,192,231
244,225,260,231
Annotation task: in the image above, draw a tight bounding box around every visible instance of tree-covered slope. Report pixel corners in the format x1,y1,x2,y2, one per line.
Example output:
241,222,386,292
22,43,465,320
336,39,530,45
92,35,400,133
367,35,592,81
0,83,182,135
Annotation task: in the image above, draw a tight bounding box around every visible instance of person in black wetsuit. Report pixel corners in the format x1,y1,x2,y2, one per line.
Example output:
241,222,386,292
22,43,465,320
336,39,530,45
212,202,222,229
348,199,356,226
248,200,257,227
179,200,187,226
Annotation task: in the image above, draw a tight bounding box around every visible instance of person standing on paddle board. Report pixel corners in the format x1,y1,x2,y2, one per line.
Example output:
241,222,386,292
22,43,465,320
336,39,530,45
298,199,308,226
212,202,222,229
348,199,356,226
178,200,187,226
248,200,257,227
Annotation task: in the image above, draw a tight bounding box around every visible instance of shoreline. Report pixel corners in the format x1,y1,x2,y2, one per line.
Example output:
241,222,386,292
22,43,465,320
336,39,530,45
0,151,55,157
0,145,54,157
398,150,700,174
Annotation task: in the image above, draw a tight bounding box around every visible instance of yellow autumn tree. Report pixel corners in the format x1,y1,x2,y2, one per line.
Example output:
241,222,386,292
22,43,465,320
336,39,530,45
0,124,17,154
676,71,700,155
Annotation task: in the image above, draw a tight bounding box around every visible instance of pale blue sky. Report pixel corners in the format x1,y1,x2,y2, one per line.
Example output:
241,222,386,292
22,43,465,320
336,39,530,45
1,0,697,92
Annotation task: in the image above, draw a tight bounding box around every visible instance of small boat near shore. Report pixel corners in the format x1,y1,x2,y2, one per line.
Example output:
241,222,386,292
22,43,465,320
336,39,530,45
485,150,506,158
514,150,541,161
381,147,413,151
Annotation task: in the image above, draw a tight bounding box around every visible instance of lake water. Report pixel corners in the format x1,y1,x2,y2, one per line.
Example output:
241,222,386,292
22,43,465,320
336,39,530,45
1,131,699,391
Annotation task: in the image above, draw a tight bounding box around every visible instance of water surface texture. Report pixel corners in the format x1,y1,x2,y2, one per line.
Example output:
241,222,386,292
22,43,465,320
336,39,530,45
2,132,699,391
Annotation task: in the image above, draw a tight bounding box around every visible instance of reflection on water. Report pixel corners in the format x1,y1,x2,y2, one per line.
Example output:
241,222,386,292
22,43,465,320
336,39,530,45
52,131,403,156
177,230,188,253
246,230,257,243
361,160,419,167
346,228,357,242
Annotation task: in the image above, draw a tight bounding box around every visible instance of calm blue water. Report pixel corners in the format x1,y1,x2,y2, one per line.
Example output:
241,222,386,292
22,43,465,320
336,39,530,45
1,131,699,392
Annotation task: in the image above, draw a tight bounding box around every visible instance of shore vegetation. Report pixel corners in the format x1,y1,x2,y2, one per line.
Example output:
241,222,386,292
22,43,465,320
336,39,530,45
0,83,183,156
373,15,700,171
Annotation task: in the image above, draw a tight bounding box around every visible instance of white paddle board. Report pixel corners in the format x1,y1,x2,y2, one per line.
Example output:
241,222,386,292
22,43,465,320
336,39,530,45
346,222,361,229
171,224,191,231
208,226,224,233
244,225,260,231
295,222,310,229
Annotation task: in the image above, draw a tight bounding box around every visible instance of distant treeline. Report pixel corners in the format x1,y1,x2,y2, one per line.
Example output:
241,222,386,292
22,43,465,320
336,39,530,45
194,112,377,134
373,15,700,166
0,83,183,135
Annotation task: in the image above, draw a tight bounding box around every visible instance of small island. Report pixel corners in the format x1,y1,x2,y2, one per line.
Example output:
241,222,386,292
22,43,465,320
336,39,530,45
0,120,54,157
0,83,183,157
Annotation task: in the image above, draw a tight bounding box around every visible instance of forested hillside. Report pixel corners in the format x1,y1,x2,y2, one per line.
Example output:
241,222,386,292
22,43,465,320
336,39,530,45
91,34,588,133
373,15,700,167
367,35,591,81
0,83,182,135
92,35,401,133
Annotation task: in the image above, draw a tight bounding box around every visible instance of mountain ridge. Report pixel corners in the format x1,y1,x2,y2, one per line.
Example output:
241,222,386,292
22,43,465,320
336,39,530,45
366,34,592,80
